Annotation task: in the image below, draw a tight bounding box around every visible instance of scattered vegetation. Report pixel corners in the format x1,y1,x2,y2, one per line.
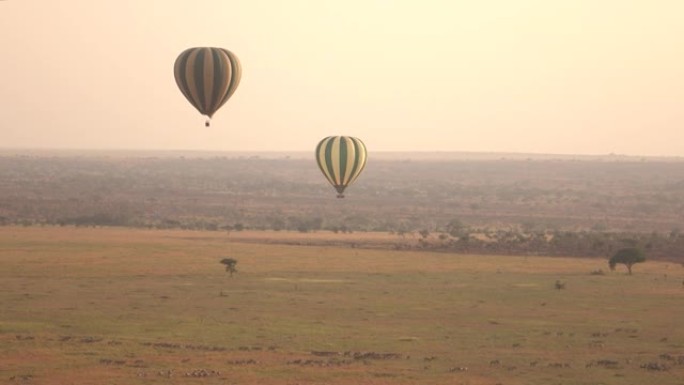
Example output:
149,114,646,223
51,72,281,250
1,153,683,263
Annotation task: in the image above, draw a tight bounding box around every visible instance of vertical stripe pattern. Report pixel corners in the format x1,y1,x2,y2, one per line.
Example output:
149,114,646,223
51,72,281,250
174,47,242,120
315,136,367,198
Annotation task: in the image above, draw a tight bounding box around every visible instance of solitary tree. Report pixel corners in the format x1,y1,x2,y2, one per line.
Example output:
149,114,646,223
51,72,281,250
609,247,646,275
220,258,238,277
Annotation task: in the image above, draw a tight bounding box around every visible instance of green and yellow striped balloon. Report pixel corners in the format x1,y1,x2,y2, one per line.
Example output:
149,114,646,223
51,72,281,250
315,136,367,198
174,47,242,127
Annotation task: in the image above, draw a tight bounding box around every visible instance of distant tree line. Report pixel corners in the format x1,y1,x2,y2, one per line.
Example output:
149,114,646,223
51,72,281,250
1,154,683,263
3,214,683,263
414,225,683,262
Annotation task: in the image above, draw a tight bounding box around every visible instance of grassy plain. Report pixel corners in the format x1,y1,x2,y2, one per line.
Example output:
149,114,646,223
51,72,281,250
1,226,683,384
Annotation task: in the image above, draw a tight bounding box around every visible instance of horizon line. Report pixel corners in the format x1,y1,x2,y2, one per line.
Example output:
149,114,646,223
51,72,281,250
1,147,682,161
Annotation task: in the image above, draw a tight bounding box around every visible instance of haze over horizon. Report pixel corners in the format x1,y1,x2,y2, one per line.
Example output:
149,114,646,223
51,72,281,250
1,1,683,157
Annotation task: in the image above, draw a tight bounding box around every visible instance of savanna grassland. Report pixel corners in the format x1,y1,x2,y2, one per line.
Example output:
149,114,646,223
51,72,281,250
2,151,684,235
2,226,683,385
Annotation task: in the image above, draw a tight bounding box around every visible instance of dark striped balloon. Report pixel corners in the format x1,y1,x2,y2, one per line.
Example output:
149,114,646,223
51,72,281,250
315,136,367,198
174,47,242,126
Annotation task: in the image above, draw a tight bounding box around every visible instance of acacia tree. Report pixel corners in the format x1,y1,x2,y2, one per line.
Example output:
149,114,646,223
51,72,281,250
609,247,646,275
220,258,238,277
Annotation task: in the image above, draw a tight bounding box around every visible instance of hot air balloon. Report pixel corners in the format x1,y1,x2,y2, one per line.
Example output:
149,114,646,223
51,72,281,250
315,136,367,198
174,47,242,127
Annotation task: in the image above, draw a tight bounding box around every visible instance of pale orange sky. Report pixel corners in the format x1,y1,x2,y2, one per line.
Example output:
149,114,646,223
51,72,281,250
1,0,682,156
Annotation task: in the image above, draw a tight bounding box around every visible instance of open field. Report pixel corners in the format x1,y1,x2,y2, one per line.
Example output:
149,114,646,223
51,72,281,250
1,226,683,384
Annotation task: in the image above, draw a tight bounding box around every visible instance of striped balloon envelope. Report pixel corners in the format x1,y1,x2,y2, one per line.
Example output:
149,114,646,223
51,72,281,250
315,136,367,198
174,47,242,127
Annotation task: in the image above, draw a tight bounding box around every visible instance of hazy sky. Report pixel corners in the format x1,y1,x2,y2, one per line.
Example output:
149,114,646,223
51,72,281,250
1,0,683,156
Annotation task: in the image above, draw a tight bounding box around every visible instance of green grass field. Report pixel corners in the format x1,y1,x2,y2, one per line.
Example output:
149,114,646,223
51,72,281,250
1,227,683,384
